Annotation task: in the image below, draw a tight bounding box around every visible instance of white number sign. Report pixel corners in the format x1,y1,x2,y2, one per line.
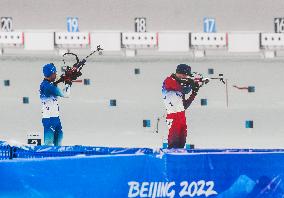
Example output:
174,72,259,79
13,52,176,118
135,17,146,32
203,17,216,33
274,18,284,33
67,17,79,32
1,17,13,32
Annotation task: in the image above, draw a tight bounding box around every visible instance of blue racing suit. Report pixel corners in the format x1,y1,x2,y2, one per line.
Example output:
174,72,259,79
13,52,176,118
39,79,71,146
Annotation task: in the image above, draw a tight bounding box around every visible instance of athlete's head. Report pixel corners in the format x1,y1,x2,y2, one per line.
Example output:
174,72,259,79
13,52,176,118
176,64,191,79
43,63,57,81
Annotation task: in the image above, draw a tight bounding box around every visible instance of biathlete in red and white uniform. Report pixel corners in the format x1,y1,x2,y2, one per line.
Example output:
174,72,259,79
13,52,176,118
162,64,199,148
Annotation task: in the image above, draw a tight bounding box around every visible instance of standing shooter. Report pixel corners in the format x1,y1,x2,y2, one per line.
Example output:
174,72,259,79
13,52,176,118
162,64,199,149
39,63,73,146
39,46,102,146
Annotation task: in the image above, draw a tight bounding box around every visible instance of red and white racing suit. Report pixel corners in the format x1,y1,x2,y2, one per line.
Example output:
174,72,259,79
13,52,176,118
162,74,196,148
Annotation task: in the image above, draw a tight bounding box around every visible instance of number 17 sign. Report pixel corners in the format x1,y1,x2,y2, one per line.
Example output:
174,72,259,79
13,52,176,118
203,17,216,33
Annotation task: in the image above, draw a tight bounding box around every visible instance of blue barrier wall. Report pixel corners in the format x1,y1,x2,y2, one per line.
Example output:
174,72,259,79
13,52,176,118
0,141,10,160
1,143,284,197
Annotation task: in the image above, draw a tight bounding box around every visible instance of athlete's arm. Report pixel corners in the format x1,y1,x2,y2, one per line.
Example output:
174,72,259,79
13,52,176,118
47,84,71,98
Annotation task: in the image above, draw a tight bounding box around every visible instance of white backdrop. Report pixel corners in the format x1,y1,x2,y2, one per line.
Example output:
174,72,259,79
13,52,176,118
0,0,282,31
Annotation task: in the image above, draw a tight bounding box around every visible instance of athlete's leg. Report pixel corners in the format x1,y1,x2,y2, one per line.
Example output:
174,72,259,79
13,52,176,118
52,117,63,146
167,112,187,149
167,113,181,148
42,118,55,146
178,112,187,148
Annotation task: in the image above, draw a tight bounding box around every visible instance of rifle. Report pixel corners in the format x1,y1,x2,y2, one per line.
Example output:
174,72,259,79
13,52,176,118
54,45,103,85
177,72,225,89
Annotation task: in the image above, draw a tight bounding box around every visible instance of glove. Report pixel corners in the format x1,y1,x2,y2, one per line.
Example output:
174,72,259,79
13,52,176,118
192,82,199,95
179,78,194,87
181,86,191,94
71,71,82,81
75,71,82,78
64,76,72,86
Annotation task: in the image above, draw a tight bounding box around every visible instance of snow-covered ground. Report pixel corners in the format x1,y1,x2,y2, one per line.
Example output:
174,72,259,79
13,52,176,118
0,55,284,149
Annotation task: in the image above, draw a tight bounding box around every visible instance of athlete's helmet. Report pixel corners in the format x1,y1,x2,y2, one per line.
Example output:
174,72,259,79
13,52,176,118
43,63,57,77
176,64,191,76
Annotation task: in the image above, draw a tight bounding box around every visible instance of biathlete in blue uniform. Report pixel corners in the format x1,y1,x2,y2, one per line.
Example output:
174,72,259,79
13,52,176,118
39,63,72,146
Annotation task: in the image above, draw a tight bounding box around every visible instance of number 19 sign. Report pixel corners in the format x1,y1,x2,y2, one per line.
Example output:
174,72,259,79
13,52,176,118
67,17,79,32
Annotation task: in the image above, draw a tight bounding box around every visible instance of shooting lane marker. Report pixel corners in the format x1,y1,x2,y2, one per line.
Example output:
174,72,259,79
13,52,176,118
233,85,255,93
134,68,140,75
110,99,117,106
84,79,90,85
4,80,10,86
201,98,208,106
143,120,151,127
23,97,29,104
208,68,214,75
245,120,254,128
186,144,195,149
248,86,255,93
163,141,168,149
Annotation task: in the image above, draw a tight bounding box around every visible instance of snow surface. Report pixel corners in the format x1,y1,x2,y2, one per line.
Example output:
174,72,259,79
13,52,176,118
0,55,284,149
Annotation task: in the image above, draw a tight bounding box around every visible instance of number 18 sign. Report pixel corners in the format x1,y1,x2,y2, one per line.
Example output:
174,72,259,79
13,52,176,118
135,17,147,33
